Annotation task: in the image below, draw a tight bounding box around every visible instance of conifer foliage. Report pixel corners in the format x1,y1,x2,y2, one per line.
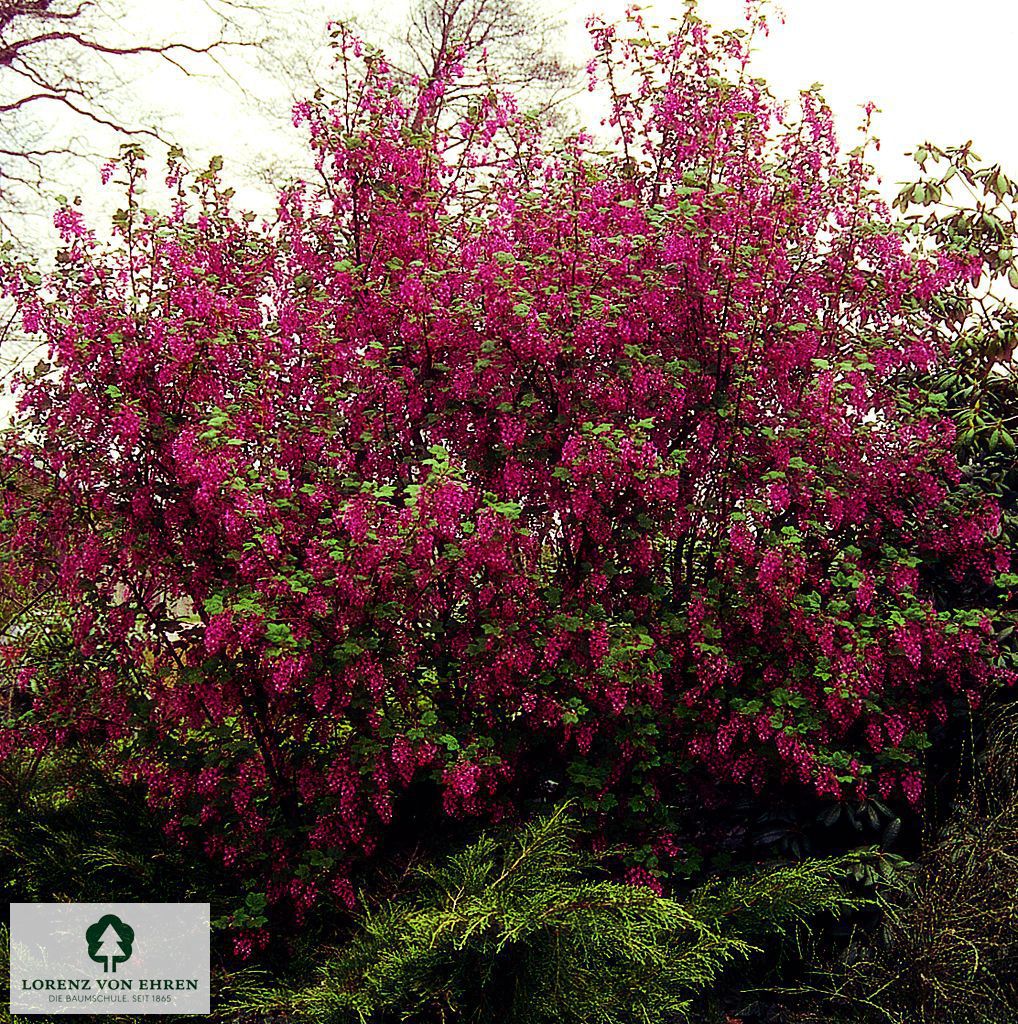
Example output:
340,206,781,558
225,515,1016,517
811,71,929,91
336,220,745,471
222,805,863,1023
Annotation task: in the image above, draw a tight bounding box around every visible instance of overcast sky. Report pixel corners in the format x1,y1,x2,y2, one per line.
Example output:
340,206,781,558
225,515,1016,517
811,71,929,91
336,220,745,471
194,1,1018,197
6,0,1013,239
690,0,1018,194
55,0,1018,225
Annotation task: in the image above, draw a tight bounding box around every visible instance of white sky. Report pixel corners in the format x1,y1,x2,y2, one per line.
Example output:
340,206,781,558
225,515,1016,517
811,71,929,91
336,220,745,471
690,0,1018,195
99,0,1018,218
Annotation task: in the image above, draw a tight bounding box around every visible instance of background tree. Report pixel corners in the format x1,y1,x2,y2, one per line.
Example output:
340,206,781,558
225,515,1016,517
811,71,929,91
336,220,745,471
245,0,579,202
0,0,265,230
884,142,1018,822
399,0,576,128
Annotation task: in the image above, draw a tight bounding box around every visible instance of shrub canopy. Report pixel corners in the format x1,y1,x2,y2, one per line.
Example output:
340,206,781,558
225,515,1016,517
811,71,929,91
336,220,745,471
0,7,1011,942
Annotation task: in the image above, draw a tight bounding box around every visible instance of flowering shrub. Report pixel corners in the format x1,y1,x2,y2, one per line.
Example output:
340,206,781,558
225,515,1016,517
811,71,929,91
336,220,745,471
0,7,1012,939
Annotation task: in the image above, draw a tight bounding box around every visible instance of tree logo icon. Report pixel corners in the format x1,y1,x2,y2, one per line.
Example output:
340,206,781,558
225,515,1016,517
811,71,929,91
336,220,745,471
85,914,135,973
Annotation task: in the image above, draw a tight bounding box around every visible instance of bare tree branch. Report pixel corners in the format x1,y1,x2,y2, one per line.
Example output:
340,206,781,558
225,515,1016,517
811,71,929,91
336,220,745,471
0,0,269,227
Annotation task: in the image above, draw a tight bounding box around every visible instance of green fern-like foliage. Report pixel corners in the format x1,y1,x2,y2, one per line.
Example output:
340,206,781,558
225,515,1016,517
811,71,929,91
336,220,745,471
0,748,225,907
221,804,864,1024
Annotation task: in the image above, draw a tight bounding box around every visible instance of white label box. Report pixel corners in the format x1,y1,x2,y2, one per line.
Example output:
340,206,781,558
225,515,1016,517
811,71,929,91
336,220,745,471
9,902,210,1015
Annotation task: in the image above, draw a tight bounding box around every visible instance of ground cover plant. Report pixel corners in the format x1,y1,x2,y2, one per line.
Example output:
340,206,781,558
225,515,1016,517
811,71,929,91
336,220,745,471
0,2,1016,1020
218,804,866,1024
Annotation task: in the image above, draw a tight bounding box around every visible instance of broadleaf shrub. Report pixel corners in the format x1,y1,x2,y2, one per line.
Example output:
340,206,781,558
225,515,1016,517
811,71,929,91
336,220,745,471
0,5,1012,941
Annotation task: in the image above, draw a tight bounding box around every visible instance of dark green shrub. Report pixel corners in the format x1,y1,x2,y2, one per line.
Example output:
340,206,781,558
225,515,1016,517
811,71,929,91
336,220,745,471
221,805,863,1024
0,748,228,907
788,707,1018,1024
